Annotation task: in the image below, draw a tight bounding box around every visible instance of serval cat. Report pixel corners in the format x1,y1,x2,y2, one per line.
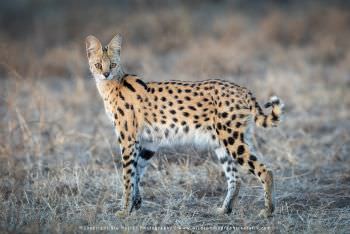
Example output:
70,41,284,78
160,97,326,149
85,34,284,218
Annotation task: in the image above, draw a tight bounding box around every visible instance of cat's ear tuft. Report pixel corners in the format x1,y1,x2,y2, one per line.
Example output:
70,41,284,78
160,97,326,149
107,34,122,57
85,35,102,58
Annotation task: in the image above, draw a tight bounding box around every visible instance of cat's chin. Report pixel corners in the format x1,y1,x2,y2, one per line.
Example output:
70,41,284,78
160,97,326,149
94,75,112,82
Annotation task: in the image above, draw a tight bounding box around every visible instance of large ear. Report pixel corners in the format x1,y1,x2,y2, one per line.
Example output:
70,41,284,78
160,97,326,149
85,35,102,59
107,34,122,58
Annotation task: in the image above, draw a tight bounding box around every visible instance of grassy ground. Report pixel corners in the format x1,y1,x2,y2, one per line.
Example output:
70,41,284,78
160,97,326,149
0,1,350,233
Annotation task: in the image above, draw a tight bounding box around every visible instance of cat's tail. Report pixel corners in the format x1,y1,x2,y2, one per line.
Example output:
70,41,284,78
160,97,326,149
252,96,285,128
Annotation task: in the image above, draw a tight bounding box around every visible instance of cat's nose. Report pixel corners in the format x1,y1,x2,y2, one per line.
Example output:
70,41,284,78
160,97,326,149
103,72,110,78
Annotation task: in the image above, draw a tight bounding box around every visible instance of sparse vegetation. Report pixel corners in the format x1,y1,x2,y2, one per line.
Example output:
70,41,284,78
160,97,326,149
0,1,349,233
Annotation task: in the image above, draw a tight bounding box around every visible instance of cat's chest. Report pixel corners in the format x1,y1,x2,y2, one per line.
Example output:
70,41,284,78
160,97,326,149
103,101,116,122
103,103,121,139
105,109,115,122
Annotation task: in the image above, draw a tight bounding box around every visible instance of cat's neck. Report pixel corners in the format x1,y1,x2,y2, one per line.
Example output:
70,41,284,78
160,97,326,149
95,78,120,100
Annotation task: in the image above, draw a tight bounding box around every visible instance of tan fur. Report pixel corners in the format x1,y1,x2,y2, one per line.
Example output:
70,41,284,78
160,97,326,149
85,34,285,217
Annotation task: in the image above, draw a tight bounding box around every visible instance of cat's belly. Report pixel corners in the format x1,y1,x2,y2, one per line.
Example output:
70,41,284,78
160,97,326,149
138,123,220,151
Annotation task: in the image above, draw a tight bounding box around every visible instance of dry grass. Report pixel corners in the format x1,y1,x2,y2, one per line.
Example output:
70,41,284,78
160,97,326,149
0,1,350,233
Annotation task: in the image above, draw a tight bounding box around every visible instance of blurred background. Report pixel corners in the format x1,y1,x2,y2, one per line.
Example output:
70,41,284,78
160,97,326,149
1,0,350,80
0,0,349,233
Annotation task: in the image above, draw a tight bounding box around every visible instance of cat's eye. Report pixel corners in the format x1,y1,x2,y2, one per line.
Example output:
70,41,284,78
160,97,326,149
110,63,117,69
95,63,102,69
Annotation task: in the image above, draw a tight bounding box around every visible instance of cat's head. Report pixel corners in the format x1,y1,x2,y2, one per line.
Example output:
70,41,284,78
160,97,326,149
85,34,123,81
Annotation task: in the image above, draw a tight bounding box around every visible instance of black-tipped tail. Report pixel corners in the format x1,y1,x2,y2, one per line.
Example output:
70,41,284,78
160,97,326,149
253,96,284,128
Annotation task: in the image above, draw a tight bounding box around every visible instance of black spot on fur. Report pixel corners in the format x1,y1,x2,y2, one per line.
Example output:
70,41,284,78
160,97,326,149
119,92,125,100
232,152,237,159
237,145,245,155
117,107,124,116
135,79,148,90
123,80,136,92
240,133,244,142
124,122,128,131
228,137,235,145
250,155,257,161
183,125,189,133
219,156,228,164
123,159,134,168
248,161,255,169
217,123,222,130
